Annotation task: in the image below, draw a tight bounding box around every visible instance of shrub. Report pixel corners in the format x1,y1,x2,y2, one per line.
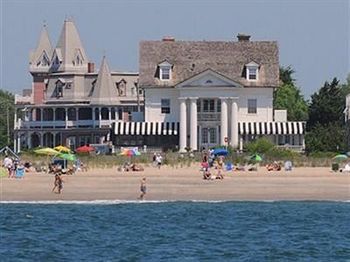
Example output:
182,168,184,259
245,138,274,154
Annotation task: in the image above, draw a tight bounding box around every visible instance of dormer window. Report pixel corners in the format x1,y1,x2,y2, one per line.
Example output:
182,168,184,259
246,61,259,81
55,80,64,98
158,61,172,81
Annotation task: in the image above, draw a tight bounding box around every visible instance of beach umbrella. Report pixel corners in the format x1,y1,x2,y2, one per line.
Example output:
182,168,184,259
54,145,71,153
76,145,95,153
332,154,348,162
57,153,76,162
213,148,228,156
250,154,263,162
34,147,59,156
119,148,141,157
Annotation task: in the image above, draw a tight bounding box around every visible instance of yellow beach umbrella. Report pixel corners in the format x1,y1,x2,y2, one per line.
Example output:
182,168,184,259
34,147,59,156
54,145,71,153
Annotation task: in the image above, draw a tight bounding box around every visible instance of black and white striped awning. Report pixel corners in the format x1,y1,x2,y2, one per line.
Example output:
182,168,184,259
113,122,179,136
113,121,305,136
238,122,305,135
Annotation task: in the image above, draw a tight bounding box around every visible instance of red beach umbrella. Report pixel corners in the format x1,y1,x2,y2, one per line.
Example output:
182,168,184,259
76,145,95,153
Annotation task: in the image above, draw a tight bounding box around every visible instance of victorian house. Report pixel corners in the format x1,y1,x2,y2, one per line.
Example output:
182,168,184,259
14,19,142,152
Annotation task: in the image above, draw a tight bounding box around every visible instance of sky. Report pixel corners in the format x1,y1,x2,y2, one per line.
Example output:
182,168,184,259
1,0,349,98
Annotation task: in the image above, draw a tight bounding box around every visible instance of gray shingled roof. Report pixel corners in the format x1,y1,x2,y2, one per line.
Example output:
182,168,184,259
29,25,53,65
90,56,119,105
54,19,89,72
139,39,279,87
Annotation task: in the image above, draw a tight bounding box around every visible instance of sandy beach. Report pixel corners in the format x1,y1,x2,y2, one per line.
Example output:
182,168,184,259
0,166,349,202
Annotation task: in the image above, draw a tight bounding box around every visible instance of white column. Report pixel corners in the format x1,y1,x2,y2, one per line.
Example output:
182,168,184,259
17,134,21,153
28,132,32,149
230,100,238,148
98,108,102,128
92,107,96,127
108,107,112,121
189,97,198,151
179,98,187,152
220,98,228,145
76,108,79,121
239,136,243,152
14,109,17,129
53,132,56,147
53,108,56,121
14,133,17,153
40,133,44,147
65,108,68,129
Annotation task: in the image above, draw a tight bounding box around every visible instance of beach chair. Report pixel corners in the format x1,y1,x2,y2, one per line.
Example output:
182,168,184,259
15,167,25,179
284,161,292,171
225,162,233,171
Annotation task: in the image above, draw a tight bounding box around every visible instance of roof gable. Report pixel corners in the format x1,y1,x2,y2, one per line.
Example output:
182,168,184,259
90,56,119,105
176,69,243,89
53,19,89,72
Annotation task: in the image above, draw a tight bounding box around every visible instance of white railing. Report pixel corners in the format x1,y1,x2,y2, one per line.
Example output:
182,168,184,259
16,119,114,129
198,113,220,121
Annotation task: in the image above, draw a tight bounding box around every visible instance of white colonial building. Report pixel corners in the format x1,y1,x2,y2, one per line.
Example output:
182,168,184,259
112,35,305,152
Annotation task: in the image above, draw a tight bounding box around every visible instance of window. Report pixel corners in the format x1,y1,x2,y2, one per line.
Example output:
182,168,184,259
248,99,257,114
116,79,126,96
161,99,170,114
158,61,172,81
160,67,170,80
203,99,215,112
55,82,64,98
217,99,221,112
245,62,259,81
248,67,257,80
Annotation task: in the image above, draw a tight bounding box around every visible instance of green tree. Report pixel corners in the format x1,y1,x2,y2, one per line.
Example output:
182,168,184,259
274,66,308,121
308,78,343,128
306,78,347,153
0,90,15,148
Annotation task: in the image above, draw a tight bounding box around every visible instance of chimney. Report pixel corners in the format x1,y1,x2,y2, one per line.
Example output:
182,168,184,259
237,34,251,42
88,62,95,73
162,36,175,42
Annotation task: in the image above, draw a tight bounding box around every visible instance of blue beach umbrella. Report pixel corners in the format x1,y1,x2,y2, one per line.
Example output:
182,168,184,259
213,148,228,156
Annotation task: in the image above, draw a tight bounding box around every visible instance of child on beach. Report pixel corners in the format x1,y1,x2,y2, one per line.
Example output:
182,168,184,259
139,177,147,200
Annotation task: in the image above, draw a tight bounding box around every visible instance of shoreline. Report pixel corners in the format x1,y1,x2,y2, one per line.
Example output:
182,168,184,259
1,166,349,202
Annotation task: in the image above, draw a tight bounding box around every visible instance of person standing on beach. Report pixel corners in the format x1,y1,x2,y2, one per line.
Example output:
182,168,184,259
139,177,147,200
52,174,64,194
3,155,13,178
156,154,162,169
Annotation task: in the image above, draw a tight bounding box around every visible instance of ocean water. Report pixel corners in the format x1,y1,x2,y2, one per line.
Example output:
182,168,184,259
0,201,349,261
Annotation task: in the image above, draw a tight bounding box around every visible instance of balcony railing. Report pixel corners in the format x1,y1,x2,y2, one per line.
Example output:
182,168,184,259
16,119,114,129
198,113,220,122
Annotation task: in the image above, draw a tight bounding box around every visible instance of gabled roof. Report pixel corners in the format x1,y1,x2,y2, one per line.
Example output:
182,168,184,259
90,56,119,105
53,19,89,72
176,69,243,88
139,39,279,88
29,25,53,69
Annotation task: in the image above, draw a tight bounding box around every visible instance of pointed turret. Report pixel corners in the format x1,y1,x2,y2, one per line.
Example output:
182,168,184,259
90,56,119,105
51,18,89,73
29,24,53,73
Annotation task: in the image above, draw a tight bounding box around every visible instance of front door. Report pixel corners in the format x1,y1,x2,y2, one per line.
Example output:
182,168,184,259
201,127,218,149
